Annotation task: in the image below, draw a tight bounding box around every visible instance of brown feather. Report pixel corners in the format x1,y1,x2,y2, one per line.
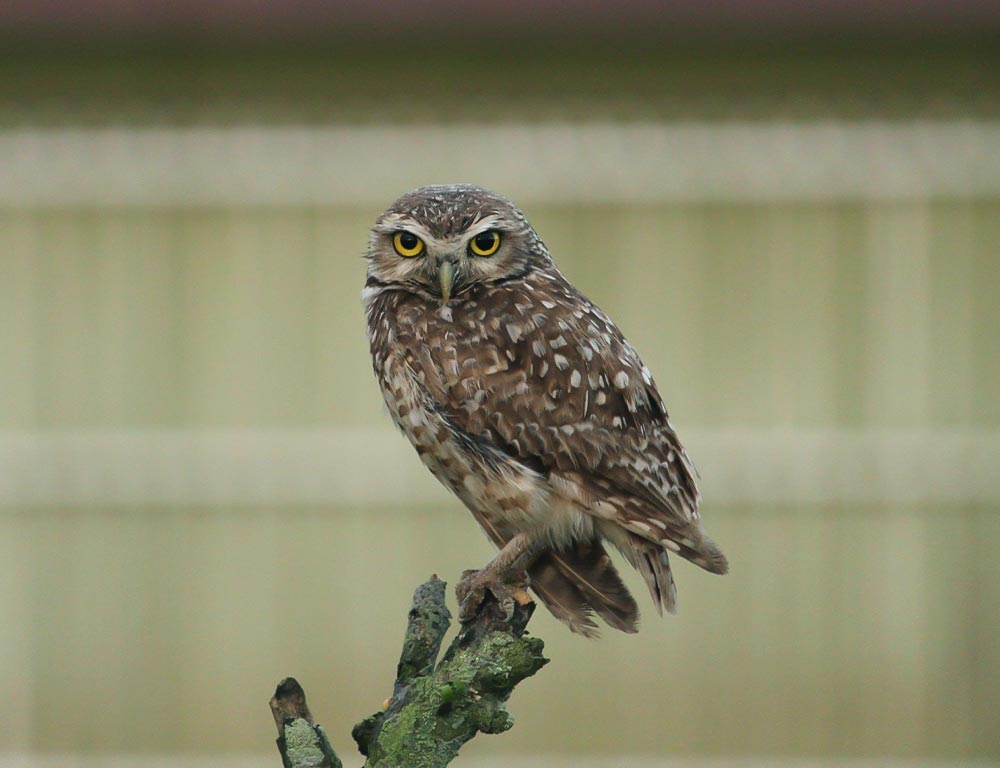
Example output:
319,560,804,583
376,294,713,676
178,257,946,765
630,536,679,615
365,185,729,635
528,556,602,638
472,508,639,636
533,541,639,635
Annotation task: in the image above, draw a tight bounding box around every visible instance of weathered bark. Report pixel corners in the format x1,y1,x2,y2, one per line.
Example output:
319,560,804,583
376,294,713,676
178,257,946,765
270,677,342,768
270,575,548,768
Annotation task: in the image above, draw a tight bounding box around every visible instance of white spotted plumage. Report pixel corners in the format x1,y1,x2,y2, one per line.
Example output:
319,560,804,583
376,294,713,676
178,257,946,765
365,184,727,636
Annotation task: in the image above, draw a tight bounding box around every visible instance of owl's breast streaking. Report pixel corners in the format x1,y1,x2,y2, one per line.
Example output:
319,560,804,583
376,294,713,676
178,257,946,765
364,266,705,553
364,280,590,545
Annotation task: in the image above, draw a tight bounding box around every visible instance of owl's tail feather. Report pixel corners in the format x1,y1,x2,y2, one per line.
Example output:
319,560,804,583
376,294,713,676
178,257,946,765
621,533,678,615
529,540,639,637
671,531,729,576
639,517,729,576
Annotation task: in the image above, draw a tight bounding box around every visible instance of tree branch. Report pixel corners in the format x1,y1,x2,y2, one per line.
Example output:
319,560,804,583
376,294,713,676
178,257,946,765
270,574,548,768
270,677,342,768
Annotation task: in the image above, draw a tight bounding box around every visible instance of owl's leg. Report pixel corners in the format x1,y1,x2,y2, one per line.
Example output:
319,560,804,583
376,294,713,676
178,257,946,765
455,532,537,622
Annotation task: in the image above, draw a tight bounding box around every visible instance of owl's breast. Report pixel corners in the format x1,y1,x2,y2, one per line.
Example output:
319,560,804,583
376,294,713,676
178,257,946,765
365,290,446,455
365,287,575,541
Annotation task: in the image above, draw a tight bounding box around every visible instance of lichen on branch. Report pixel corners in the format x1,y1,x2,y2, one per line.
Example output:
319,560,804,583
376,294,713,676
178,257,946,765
271,574,547,768
354,575,547,767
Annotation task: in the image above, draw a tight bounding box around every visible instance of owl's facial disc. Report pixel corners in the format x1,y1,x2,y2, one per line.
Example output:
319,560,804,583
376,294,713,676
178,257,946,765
368,186,554,305
372,215,500,304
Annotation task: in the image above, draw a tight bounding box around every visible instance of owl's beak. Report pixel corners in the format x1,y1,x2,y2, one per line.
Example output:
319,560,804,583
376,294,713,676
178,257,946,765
438,260,455,304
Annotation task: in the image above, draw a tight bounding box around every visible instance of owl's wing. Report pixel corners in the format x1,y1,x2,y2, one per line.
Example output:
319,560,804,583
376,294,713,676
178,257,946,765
412,274,727,576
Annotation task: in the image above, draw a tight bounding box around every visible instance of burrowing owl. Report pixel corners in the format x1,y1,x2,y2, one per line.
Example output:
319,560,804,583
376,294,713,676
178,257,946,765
364,184,727,636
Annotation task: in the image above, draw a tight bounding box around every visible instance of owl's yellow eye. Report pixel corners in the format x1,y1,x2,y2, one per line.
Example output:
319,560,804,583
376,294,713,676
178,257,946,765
469,230,501,257
393,231,425,257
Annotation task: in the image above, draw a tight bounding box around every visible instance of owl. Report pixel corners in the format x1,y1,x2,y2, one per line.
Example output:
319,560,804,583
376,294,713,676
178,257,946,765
364,184,728,636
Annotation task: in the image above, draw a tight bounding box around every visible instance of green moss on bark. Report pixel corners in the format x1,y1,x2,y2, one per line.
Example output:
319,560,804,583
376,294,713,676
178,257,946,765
274,576,546,768
353,578,547,768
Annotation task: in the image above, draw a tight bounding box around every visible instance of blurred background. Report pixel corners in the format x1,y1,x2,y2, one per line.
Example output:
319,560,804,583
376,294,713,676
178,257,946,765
1,2,999,767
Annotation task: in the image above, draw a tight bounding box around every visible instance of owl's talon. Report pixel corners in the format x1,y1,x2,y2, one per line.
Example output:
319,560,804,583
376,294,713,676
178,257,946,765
455,569,487,622
455,568,530,623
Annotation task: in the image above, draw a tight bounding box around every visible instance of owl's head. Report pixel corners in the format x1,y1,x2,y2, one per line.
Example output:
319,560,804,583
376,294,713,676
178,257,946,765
366,184,553,305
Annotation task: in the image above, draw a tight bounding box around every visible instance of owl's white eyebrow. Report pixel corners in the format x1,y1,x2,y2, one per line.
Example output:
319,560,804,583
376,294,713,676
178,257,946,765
461,215,504,239
375,216,436,243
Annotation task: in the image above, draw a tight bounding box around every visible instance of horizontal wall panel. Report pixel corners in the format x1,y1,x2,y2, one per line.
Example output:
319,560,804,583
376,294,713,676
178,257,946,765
2,122,999,207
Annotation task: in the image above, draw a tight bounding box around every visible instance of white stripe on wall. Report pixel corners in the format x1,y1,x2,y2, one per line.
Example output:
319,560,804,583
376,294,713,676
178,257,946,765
1,428,996,508
2,121,999,207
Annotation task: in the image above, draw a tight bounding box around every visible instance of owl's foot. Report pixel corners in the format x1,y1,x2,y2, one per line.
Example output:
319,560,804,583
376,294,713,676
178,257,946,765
455,567,532,624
